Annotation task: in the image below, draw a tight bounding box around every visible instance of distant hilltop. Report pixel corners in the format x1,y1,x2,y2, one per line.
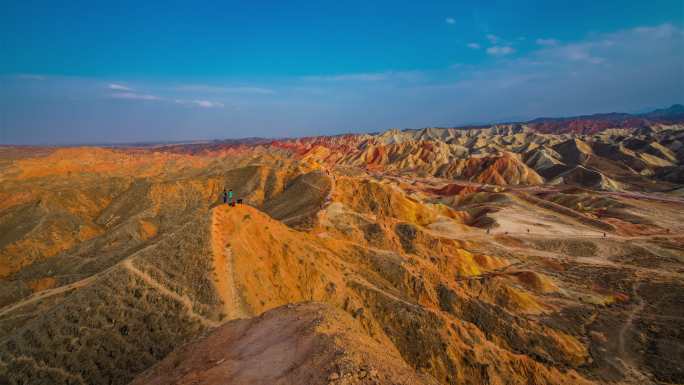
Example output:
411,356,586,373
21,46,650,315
267,103,684,140
400,104,684,136
144,104,684,156
522,104,684,135
3,104,681,148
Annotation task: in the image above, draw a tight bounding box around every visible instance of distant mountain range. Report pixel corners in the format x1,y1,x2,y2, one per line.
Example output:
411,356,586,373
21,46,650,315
163,104,684,152
521,104,684,134
8,105,681,148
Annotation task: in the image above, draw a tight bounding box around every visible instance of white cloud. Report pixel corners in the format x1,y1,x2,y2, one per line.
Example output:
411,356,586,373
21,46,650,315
425,23,683,121
486,46,516,56
546,44,605,64
536,38,559,46
305,73,389,82
467,43,481,50
304,71,425,83
108,83,132,91
486,34,500,44
176,85,275,94
531,25,681,66
111,92,160,101
195,100,223,108
11,23,678,142
633,23,678,38
175,99,224,108
445,17,455,25
109,87,225,108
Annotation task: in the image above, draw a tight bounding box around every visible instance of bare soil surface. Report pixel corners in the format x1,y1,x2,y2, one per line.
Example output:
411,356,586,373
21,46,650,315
210,206,249,320
1,128,683,385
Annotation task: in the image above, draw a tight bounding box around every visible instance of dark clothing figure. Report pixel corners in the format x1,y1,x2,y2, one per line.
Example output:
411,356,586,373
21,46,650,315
222,189,228,204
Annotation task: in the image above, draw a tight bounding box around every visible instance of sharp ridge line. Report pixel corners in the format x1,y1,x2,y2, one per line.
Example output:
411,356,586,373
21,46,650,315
211,207,249,321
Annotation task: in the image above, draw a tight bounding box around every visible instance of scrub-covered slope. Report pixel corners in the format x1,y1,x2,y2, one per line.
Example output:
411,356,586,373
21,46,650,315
0,117,683,385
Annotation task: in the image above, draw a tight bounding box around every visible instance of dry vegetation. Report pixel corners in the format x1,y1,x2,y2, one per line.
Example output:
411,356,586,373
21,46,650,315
0,124,683,385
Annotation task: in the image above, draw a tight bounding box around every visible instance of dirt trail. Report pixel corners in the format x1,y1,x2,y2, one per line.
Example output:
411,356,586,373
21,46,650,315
0,238,169,318
211,207,249,320
0,245,220,329
303,168,336,206
282,169,336,225
317,166,335,207
0,274,98,318
466,230,680,243
489,198,605,238
122,259,219,328
618,281,645,359
615,280,652,384
449,230,684,283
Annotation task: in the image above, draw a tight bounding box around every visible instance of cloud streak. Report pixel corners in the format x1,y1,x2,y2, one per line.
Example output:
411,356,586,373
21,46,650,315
486,46,515,56
4,24,681,144
175,99,225,108
111,92,160,100
486,34,500,44
303,71,424,83
108,83,133,91
426,23,684,120
111,91,224,108
175,85,275,94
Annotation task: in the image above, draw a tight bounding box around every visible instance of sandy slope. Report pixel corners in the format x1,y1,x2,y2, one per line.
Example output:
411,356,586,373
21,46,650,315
1,135,683,385
131,302,438,385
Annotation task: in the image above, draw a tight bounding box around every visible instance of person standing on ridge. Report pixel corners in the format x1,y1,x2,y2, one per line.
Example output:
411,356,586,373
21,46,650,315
228,189,234,206
222,188,228,204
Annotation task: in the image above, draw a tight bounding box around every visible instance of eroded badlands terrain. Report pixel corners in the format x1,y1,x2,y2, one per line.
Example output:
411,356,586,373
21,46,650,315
1,117,683,384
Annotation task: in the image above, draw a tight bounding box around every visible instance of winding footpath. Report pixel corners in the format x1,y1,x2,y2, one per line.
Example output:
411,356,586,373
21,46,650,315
122,259,219,328
0,240,166,317
210,206,249,320
0,274,98,318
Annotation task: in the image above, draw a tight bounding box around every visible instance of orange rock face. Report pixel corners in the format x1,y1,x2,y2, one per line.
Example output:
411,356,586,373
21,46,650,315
1,124,683,385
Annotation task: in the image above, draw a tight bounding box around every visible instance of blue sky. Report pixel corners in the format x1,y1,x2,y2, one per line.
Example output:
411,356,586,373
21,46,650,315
1,0,683,144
